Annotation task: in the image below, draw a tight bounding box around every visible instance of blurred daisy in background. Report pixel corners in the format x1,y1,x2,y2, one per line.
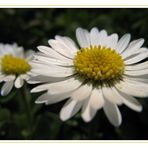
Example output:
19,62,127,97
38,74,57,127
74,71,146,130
0,43,34,96
29,27,148,126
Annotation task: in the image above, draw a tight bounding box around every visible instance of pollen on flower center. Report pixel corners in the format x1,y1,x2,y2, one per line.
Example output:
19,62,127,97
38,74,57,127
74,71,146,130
1,54,31,75
73,46,125,86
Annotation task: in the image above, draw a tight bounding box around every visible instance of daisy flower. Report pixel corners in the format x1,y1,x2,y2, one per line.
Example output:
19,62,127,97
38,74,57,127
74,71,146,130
29,27,148,126
0,43,34,96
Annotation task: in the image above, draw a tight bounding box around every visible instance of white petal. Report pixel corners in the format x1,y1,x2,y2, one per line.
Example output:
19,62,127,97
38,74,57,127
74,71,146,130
0,44,20,57
4,44,15,55
103,100,122,127
60,99,82,121
107,34,118,49
126,38,144,51
12,43,24,58
31,60,71,69
125,61,148,71
55,35,77,55
123,76,148,83
25,50,34,60
90,27,100,46
14,76,24,88
71,84,92,101
37,46,54,57
116,80,148,98
1,81,14,96
45,93,71,105
137,47,148,53
122,39,144,57
35,93,49,103
28,69,67,80
31,64,74,77
20,74,30,81
125,52,148,65
116,90,142,112
125,77,148,87
47,78,82,95
30,69,74,78
102,87,122,105
81,98,97,122
33,55,73,66
116,34,131,53
48,39,73,59
28,75,65,84
97,29,108,46
31,77,81,94
122,47,148,59
37,46,72,62
89,88,104,110
125,69,148,76
35,91,71,105
0,74,5,82
76,27,90,48
60,36,78,52
3,75,15,82
127,74,148,80
0,44,8,56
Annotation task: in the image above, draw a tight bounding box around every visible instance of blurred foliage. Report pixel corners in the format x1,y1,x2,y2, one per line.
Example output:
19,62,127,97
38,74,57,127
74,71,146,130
0,8,148,140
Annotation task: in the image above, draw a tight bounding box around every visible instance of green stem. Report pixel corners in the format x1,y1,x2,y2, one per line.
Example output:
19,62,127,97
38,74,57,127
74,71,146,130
20,83,32,132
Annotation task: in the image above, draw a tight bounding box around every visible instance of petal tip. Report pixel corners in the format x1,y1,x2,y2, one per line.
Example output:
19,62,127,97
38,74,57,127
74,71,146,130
59,112,69,122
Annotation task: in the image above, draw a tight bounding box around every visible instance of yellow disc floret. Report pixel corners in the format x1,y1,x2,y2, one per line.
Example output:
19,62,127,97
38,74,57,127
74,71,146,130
1,54,31,75
74,46,125,86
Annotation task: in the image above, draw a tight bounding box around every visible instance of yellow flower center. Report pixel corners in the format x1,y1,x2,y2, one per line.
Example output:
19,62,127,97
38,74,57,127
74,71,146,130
1,54,31,75
74,46,125,86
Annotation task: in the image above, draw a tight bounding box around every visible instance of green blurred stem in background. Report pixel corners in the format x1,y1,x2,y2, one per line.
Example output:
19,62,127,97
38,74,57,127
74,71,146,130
20,83,33,134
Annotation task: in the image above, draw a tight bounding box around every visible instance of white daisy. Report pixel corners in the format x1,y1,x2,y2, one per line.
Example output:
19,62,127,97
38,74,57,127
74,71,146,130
0,43,34,96
29,27,148,126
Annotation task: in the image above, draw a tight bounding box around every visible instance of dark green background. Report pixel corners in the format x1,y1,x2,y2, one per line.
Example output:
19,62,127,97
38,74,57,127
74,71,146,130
0,8,148,140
